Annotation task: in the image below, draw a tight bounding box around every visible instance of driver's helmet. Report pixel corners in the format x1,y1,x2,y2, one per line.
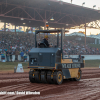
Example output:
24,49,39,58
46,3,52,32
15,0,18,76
44,35,48,39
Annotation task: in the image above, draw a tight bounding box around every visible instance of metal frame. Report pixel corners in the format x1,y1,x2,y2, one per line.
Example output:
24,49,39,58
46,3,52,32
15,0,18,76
0,0,100,48
35,29,64,58
0,0,100,28
57,31,59,47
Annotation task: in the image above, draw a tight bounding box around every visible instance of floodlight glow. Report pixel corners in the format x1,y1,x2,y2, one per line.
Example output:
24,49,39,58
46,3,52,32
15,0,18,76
23,23,26,25
66,24,68,26
50,17,54,21
21,18,24,20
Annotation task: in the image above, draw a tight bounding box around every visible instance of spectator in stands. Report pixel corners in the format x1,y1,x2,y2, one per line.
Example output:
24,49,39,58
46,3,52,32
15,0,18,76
0,32,100,56
20,51,24,62
6,50,9,62
9,50,13,62
15,50,19,61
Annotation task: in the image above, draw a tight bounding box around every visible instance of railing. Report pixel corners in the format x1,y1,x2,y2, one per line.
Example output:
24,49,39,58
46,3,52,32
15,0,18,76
0,55,100,62
0,55,29,62
64,55,100,60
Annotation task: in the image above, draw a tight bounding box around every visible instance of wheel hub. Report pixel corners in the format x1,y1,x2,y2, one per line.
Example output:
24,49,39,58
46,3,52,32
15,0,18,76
58,74,62,82
77,72,80,79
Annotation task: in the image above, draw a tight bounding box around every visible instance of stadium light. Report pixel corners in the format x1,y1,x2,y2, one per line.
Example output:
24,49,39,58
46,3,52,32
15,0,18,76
23,23,26,25
21,18,24,20
50,17,54,21
46,21,48,23
82,2,85,6
66,24,68,26
93,5,96,8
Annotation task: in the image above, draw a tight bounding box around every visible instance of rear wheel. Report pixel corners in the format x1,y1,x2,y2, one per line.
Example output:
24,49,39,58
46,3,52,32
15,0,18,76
29,71,35,83
41,71,47,83
47,71,54,84
53,71,63,85
73,70,81,81
34,71,41,82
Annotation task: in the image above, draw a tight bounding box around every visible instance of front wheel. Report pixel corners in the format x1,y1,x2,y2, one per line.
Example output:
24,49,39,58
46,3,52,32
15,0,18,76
53,71,63,85
73,70,82,81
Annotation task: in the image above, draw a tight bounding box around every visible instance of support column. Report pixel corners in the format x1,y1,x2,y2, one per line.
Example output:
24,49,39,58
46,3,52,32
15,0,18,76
39,26,40,38
44,20,46,36
4,22,6,33
44,21,46,30
85,23,86,48
32,27,33,34
27,27,28,34
15,25,16,34
44,11,46,36
24,26,25,33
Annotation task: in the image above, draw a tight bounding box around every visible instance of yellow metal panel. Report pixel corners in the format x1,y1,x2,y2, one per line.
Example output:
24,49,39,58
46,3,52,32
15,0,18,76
28,66,54,69
55,63,58,69
61,59,73,63
51,74,53,78
83,60,85,63
69,68,79,78
61,53,73,63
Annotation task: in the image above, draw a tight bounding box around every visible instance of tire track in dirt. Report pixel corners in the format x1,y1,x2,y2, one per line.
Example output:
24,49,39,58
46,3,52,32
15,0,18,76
31,84,100,100
0,68,100,100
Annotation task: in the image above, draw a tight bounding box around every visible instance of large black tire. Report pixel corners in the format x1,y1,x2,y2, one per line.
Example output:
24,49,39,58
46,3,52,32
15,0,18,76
73,70,82,81
53,71,63,85
41,71,47,83
29,71,35,83
47,71,54,84
34,71,41,83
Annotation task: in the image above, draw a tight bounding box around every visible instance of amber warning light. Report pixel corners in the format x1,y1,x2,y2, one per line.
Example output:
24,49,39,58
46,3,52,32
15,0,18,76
46,25,49,27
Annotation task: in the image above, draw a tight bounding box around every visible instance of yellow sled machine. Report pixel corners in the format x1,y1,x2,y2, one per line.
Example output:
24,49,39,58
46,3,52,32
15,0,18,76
28,29,84,85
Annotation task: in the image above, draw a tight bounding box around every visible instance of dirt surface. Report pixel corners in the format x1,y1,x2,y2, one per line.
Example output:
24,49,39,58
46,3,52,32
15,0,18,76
0,69,29,73
0,68,100,100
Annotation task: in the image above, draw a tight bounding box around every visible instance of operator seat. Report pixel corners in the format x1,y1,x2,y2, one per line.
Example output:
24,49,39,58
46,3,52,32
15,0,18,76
38,39,48,48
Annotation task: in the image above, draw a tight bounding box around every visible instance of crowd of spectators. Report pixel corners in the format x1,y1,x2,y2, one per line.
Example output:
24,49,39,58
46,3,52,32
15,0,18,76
0,32,100,62
0,32,34,61
63,40,100,55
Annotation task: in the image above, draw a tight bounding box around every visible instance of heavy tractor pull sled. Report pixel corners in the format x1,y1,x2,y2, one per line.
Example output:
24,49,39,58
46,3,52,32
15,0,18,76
28,29,84,85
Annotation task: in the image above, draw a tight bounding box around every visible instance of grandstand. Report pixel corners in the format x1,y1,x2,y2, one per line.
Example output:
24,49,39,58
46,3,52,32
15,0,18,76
0,0,100,62
0,32,100,56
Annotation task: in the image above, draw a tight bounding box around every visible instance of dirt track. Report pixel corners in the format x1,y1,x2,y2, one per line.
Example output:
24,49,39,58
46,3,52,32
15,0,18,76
0,68,100,100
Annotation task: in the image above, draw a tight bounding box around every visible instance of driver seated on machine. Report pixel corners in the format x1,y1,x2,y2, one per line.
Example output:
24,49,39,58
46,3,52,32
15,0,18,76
38,35,51,48
43,35,49,47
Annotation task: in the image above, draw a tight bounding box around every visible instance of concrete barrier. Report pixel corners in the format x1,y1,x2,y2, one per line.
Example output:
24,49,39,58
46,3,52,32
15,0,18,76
64,55,100,60
0,55,100,62
0,55,29,62
0,55,1,61
18,55,21,61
